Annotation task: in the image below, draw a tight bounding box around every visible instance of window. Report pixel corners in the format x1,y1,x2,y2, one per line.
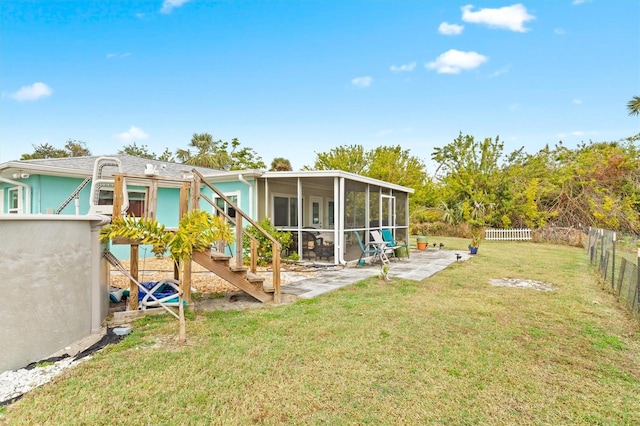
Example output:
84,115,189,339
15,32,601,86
8,187,21,214
273,195,298,227
97,189,145,217
214,194,238,220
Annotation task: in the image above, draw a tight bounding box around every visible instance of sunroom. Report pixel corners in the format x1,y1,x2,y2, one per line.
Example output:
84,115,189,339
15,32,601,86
256,170,413,265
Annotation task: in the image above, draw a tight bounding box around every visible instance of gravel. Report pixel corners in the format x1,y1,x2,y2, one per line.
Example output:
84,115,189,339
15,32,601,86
0,357,88,405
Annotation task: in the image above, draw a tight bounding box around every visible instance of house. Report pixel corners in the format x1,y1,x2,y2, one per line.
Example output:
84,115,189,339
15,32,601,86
0,155,414,265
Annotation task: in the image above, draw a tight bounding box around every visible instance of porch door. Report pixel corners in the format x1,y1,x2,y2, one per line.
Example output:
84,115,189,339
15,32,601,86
309,196,323,228
381,194,395,229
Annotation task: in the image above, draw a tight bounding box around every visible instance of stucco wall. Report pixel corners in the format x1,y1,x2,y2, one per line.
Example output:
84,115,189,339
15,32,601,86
0,214,110,372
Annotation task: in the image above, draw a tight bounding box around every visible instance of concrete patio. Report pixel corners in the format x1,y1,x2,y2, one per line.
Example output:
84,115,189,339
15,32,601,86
281,247,471,299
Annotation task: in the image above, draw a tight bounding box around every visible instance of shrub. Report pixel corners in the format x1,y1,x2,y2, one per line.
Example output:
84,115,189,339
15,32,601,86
243,218,292,266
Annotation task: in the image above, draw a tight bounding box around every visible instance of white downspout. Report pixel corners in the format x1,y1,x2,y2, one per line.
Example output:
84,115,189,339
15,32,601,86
338,177,347,265
238,174,253,219
0,176,31,214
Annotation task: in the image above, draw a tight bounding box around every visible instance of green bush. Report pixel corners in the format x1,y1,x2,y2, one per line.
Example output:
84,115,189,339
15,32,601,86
243,218,292,266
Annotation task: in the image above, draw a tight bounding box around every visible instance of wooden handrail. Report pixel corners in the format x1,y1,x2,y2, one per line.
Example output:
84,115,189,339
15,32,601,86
191,169,282,303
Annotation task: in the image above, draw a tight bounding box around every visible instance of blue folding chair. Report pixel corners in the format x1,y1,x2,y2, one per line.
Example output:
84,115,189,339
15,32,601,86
381,229,410,258
354,231,383,265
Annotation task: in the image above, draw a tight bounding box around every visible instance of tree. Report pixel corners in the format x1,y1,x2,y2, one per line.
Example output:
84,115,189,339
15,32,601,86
627,95,640,116
269,157,293,171
119,142,175,161
176,134,265,170
64,140,91,157
307,144,435,212
431,133,505,229
100,210,233,342
119,142,155,159
21,140,91,159
304,144,368,174
228,138,266,170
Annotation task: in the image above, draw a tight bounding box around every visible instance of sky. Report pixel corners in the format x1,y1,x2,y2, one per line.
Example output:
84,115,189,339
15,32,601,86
1,0,639,171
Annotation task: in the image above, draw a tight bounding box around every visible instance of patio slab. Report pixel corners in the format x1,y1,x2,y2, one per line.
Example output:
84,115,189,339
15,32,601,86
282,248,470,299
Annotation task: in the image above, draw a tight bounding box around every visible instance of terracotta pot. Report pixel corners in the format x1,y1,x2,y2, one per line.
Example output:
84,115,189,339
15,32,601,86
416,235,427,251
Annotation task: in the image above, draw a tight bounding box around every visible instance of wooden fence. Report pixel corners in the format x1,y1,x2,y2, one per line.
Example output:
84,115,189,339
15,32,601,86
485,228,532,241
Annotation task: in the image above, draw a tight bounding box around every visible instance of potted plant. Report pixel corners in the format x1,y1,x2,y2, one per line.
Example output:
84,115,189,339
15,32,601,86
416,234,428,251
469,228,482,255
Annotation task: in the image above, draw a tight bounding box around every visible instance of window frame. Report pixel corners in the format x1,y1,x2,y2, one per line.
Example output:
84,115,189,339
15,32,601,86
213,191,240,222
8,187,22,214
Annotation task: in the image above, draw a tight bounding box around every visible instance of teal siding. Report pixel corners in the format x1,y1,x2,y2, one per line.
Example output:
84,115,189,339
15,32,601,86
39,175,92,214
1,173,256,259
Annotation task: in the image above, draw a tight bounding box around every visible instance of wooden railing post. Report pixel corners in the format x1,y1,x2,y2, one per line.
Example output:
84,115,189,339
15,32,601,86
180,181,192,303
272,242,281,304
190,174,200,211
129,244,139,310
113,175,124,219
250,240,258,274
235,219,244,269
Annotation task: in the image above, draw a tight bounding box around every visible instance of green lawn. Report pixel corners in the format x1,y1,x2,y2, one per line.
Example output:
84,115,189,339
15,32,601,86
3,239,639,425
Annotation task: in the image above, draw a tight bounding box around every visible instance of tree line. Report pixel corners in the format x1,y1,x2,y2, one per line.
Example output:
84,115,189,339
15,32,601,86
19,98,640,234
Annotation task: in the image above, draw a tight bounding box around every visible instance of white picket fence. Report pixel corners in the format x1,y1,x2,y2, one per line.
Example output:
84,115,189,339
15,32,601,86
485,228,532,241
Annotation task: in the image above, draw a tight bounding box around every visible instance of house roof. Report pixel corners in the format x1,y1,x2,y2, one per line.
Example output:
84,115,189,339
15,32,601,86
262,170,415,193
0,155,226,179
0,155,414,193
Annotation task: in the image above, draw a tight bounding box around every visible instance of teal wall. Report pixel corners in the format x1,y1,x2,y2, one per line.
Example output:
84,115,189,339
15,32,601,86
1,174,256,259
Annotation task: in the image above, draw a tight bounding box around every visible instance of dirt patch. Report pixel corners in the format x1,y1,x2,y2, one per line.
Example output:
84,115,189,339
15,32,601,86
108,256,326,311
489,278,557,291
108,256,321,295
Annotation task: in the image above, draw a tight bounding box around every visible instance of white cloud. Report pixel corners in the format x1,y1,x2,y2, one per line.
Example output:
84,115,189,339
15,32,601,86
573,99,582,105
572,0,587,5
11,82,53,101
572,130,584,136
116,126,149,142
160,0,191,14
106,52,131,59
352,76,373,88
461,4,535,32
554,28,566,35
438,22,464,35
390,62,416,73
426,49,488,74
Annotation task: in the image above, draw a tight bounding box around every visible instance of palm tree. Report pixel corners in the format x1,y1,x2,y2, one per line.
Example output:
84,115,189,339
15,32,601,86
100,210,233,342
176,133,232,169
627,96,640,116
269,157,293,171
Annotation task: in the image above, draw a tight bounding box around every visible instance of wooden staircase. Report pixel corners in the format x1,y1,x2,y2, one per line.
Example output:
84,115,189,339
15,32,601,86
192,249,274,303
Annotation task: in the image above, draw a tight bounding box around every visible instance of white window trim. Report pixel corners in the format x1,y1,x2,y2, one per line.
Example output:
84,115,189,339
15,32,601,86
0,189,4,214
8,187,22,214
213,191,240,219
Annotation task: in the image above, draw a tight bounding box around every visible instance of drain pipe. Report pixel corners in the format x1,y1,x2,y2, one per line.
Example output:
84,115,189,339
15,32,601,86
0,176,31,213
238,173,253,217
338,176,347,265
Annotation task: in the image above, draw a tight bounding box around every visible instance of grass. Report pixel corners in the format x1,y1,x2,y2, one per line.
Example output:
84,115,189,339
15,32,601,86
3,239,640,425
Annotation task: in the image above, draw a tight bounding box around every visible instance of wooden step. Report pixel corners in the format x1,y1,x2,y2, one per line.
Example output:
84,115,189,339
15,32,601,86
192,250,272,303
209,250,231,262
